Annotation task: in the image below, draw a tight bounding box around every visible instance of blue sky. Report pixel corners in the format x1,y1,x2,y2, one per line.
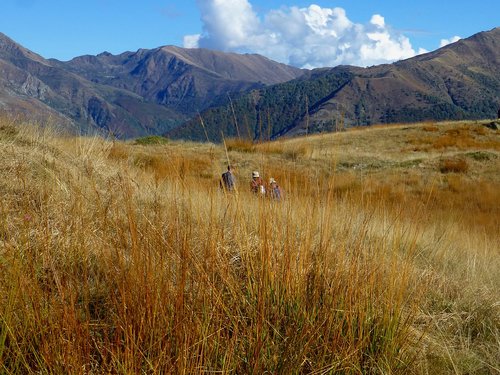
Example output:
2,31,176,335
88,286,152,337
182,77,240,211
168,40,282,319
2,0,498,67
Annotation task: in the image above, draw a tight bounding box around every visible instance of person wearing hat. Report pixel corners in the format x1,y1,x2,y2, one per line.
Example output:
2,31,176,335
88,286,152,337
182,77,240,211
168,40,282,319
268,177,283,201
250,171,266,195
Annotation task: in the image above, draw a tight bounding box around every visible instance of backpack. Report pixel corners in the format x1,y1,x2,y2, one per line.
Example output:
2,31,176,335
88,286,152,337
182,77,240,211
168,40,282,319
221,171,235,191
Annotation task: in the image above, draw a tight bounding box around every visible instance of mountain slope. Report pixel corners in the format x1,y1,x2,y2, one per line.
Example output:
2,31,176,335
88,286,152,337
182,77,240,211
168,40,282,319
169,27,500,142
0,32,179,137
57,46,303,115
0,32,303,137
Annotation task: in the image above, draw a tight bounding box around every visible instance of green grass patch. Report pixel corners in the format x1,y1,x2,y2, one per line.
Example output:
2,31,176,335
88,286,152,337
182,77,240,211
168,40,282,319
134,135,170,146
465,151,497,161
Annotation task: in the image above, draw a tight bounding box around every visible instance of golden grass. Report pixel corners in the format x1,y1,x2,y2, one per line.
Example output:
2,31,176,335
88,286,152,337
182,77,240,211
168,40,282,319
422,124,439,132
406,124,499,152
0,116,499,374
225,137,256,153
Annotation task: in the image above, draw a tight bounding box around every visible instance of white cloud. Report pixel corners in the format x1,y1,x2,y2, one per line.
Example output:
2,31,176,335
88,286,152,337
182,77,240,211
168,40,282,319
185,0,421,68
370,14,385,28
183,34,201,48
196,0,263,50
439,36,461,48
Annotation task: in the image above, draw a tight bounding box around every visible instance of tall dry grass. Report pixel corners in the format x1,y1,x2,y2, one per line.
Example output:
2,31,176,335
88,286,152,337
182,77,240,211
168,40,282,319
0,116,499,374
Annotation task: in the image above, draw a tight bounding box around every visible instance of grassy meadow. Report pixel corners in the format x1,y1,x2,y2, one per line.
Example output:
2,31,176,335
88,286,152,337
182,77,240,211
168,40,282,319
0,115,499,374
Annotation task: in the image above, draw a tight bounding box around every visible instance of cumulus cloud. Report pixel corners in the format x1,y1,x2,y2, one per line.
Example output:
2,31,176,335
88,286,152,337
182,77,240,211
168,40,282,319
184,0,423,68
183,34,201,48
439,35,461,48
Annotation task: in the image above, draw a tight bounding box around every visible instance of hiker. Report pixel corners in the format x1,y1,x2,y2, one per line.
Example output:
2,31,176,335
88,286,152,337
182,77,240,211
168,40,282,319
220,165,236,192
268,177,283,201
250,171,266,195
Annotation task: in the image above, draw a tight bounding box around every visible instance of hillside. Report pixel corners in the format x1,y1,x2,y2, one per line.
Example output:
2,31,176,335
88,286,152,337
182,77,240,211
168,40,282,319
1,114,499,373
170,27,500,142
0,32,303,138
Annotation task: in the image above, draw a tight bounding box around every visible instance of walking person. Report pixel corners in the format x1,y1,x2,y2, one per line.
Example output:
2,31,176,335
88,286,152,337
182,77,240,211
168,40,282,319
250,171,266,196
268,177,283,201
220,165,236,193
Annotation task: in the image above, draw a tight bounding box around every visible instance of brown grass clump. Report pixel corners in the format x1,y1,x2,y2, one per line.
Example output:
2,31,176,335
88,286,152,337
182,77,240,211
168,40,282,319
439,157,469,173
422,123,439,132
0,116,498,374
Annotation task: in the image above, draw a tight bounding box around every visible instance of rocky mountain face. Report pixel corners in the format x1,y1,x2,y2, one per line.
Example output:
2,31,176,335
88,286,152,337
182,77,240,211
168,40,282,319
0,32,303,137
170,27,500,141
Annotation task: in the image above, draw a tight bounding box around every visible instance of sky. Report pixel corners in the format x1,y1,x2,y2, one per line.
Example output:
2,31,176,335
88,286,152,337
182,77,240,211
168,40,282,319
1,0,499,68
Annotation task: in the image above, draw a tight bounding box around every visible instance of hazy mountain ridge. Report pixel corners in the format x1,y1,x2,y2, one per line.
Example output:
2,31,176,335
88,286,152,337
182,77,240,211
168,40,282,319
170,27,500,141
0,32,303,137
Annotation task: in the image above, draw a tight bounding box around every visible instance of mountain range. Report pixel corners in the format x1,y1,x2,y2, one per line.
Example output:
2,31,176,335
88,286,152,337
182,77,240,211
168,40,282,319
170,27,500,141
0,28,499,140
0,32,302,137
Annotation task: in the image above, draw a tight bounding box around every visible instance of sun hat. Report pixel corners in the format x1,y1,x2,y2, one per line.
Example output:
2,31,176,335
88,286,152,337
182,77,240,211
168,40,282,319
269,177,276,184
252,171,260,178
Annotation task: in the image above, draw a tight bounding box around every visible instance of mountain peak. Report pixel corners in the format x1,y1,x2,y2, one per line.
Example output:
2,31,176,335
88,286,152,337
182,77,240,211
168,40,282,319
0,32,24,54
0,33,304,138
0,32,49,65
0,32,15,43
157,45,304,84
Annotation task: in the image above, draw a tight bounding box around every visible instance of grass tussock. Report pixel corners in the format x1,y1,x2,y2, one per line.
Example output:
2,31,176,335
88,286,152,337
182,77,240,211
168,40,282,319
0,116,499,374
439,157,469,173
